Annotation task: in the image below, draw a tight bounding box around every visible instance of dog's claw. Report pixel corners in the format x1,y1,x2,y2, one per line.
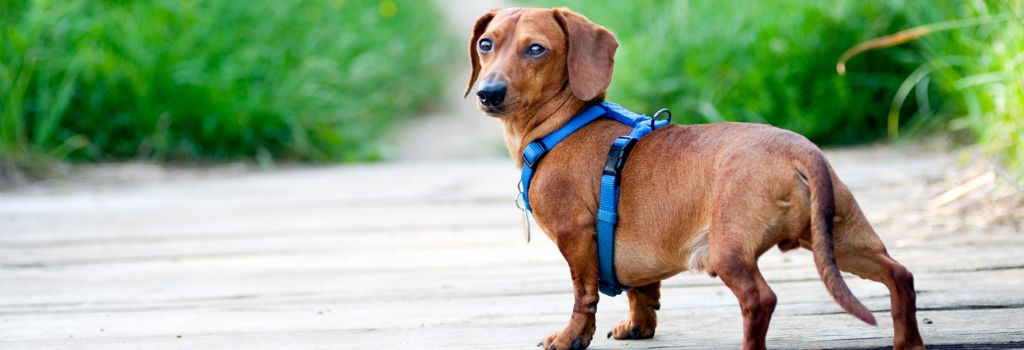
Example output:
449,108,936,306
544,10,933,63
548,344,557,350
606,330,613,339
537,341,543,347
571,337,583,350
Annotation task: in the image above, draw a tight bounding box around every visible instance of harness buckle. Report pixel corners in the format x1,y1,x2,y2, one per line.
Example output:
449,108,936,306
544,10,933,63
522,142,548,169
603,136,638,177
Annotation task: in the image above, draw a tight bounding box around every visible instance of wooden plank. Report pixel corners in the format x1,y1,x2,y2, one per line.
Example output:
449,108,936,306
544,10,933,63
1,147,1022,349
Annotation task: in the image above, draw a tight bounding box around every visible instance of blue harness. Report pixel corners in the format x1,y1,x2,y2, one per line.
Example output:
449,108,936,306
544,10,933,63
520,101,671,296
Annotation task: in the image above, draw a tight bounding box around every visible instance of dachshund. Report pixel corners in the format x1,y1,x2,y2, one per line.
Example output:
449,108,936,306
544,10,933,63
466,7,924,350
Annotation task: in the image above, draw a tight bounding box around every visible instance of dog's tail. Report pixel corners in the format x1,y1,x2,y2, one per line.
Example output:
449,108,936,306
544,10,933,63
794,149,877,326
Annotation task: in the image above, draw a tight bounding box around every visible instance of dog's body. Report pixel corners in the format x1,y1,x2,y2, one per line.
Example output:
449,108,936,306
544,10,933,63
468,8,924,350
533,120,831,284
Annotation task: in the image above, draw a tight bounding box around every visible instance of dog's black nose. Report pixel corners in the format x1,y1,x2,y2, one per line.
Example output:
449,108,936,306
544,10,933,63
476,82,507,108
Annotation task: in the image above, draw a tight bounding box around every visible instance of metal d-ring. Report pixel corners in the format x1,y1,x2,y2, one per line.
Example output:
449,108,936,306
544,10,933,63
651,108,672,129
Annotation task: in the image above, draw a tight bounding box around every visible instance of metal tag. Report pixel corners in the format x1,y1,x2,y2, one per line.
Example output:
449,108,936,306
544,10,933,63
514,182,531,244
520,209,532,243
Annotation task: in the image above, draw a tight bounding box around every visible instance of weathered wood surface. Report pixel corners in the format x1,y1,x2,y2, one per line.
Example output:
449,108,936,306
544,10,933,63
1,146,1022,349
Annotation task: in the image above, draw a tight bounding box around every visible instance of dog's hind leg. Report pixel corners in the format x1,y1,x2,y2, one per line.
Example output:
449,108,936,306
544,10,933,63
708,218,777,349
707,160,784,350
608,281,660,340
831,207,924,350
711,252,776,350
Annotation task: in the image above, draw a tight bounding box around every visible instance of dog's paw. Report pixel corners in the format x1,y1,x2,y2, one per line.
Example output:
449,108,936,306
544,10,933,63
538,330,591,350
607,319,655,340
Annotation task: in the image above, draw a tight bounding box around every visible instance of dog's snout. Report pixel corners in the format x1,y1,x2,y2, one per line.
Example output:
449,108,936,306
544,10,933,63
476,81,507,108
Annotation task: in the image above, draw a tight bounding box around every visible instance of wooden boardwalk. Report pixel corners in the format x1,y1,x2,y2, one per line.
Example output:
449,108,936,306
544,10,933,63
1,147,1022,349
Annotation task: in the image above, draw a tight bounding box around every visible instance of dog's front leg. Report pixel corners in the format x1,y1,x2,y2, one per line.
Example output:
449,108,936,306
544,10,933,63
540,229,599,350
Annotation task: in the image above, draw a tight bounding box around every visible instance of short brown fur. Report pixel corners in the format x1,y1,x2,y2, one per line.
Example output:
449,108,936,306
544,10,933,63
467,8,924,350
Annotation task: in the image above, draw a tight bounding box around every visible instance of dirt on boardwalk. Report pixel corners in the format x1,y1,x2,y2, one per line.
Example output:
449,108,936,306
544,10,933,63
827,144,1024,239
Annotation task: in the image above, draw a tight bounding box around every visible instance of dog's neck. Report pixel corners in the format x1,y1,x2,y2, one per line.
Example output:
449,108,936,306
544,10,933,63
499,90,592,168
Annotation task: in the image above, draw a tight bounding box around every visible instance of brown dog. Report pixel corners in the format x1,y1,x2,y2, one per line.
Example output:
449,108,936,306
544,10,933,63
467,7,924,350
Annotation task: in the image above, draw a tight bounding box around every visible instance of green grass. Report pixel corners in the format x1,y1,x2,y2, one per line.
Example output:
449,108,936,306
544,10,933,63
1,0,455,173
890,1,1024,182
523,0,923,145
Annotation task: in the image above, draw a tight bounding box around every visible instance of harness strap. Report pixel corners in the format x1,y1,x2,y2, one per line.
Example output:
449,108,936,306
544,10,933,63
596,108,668,296
597,136,636,296
519,101,670,297
521,104,607,211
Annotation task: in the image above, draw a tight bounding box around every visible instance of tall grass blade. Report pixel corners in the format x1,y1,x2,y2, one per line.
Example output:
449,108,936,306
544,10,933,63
837,14,1011,75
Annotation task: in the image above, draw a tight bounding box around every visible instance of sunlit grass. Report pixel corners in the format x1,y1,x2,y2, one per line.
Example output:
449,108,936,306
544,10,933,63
911,0,1024,183
0,0,455,175
840,0,1023,182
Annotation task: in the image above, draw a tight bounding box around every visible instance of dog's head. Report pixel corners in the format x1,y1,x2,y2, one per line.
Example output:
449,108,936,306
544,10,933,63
465,8,618,117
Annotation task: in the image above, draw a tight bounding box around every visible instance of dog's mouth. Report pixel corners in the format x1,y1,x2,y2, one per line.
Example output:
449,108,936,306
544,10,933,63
480,99,523,117
481,105,509,117
477,103,512,117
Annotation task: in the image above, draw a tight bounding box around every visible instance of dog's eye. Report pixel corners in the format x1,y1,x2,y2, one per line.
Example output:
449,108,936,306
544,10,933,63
478,38,493,53
527,44,546,57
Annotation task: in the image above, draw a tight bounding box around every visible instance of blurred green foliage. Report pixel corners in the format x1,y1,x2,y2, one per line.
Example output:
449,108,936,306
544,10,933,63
0,0,455,170
527,0,922,145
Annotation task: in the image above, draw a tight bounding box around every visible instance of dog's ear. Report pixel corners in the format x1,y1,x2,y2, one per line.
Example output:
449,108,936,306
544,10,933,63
554,8,618,102
465,10,497,98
